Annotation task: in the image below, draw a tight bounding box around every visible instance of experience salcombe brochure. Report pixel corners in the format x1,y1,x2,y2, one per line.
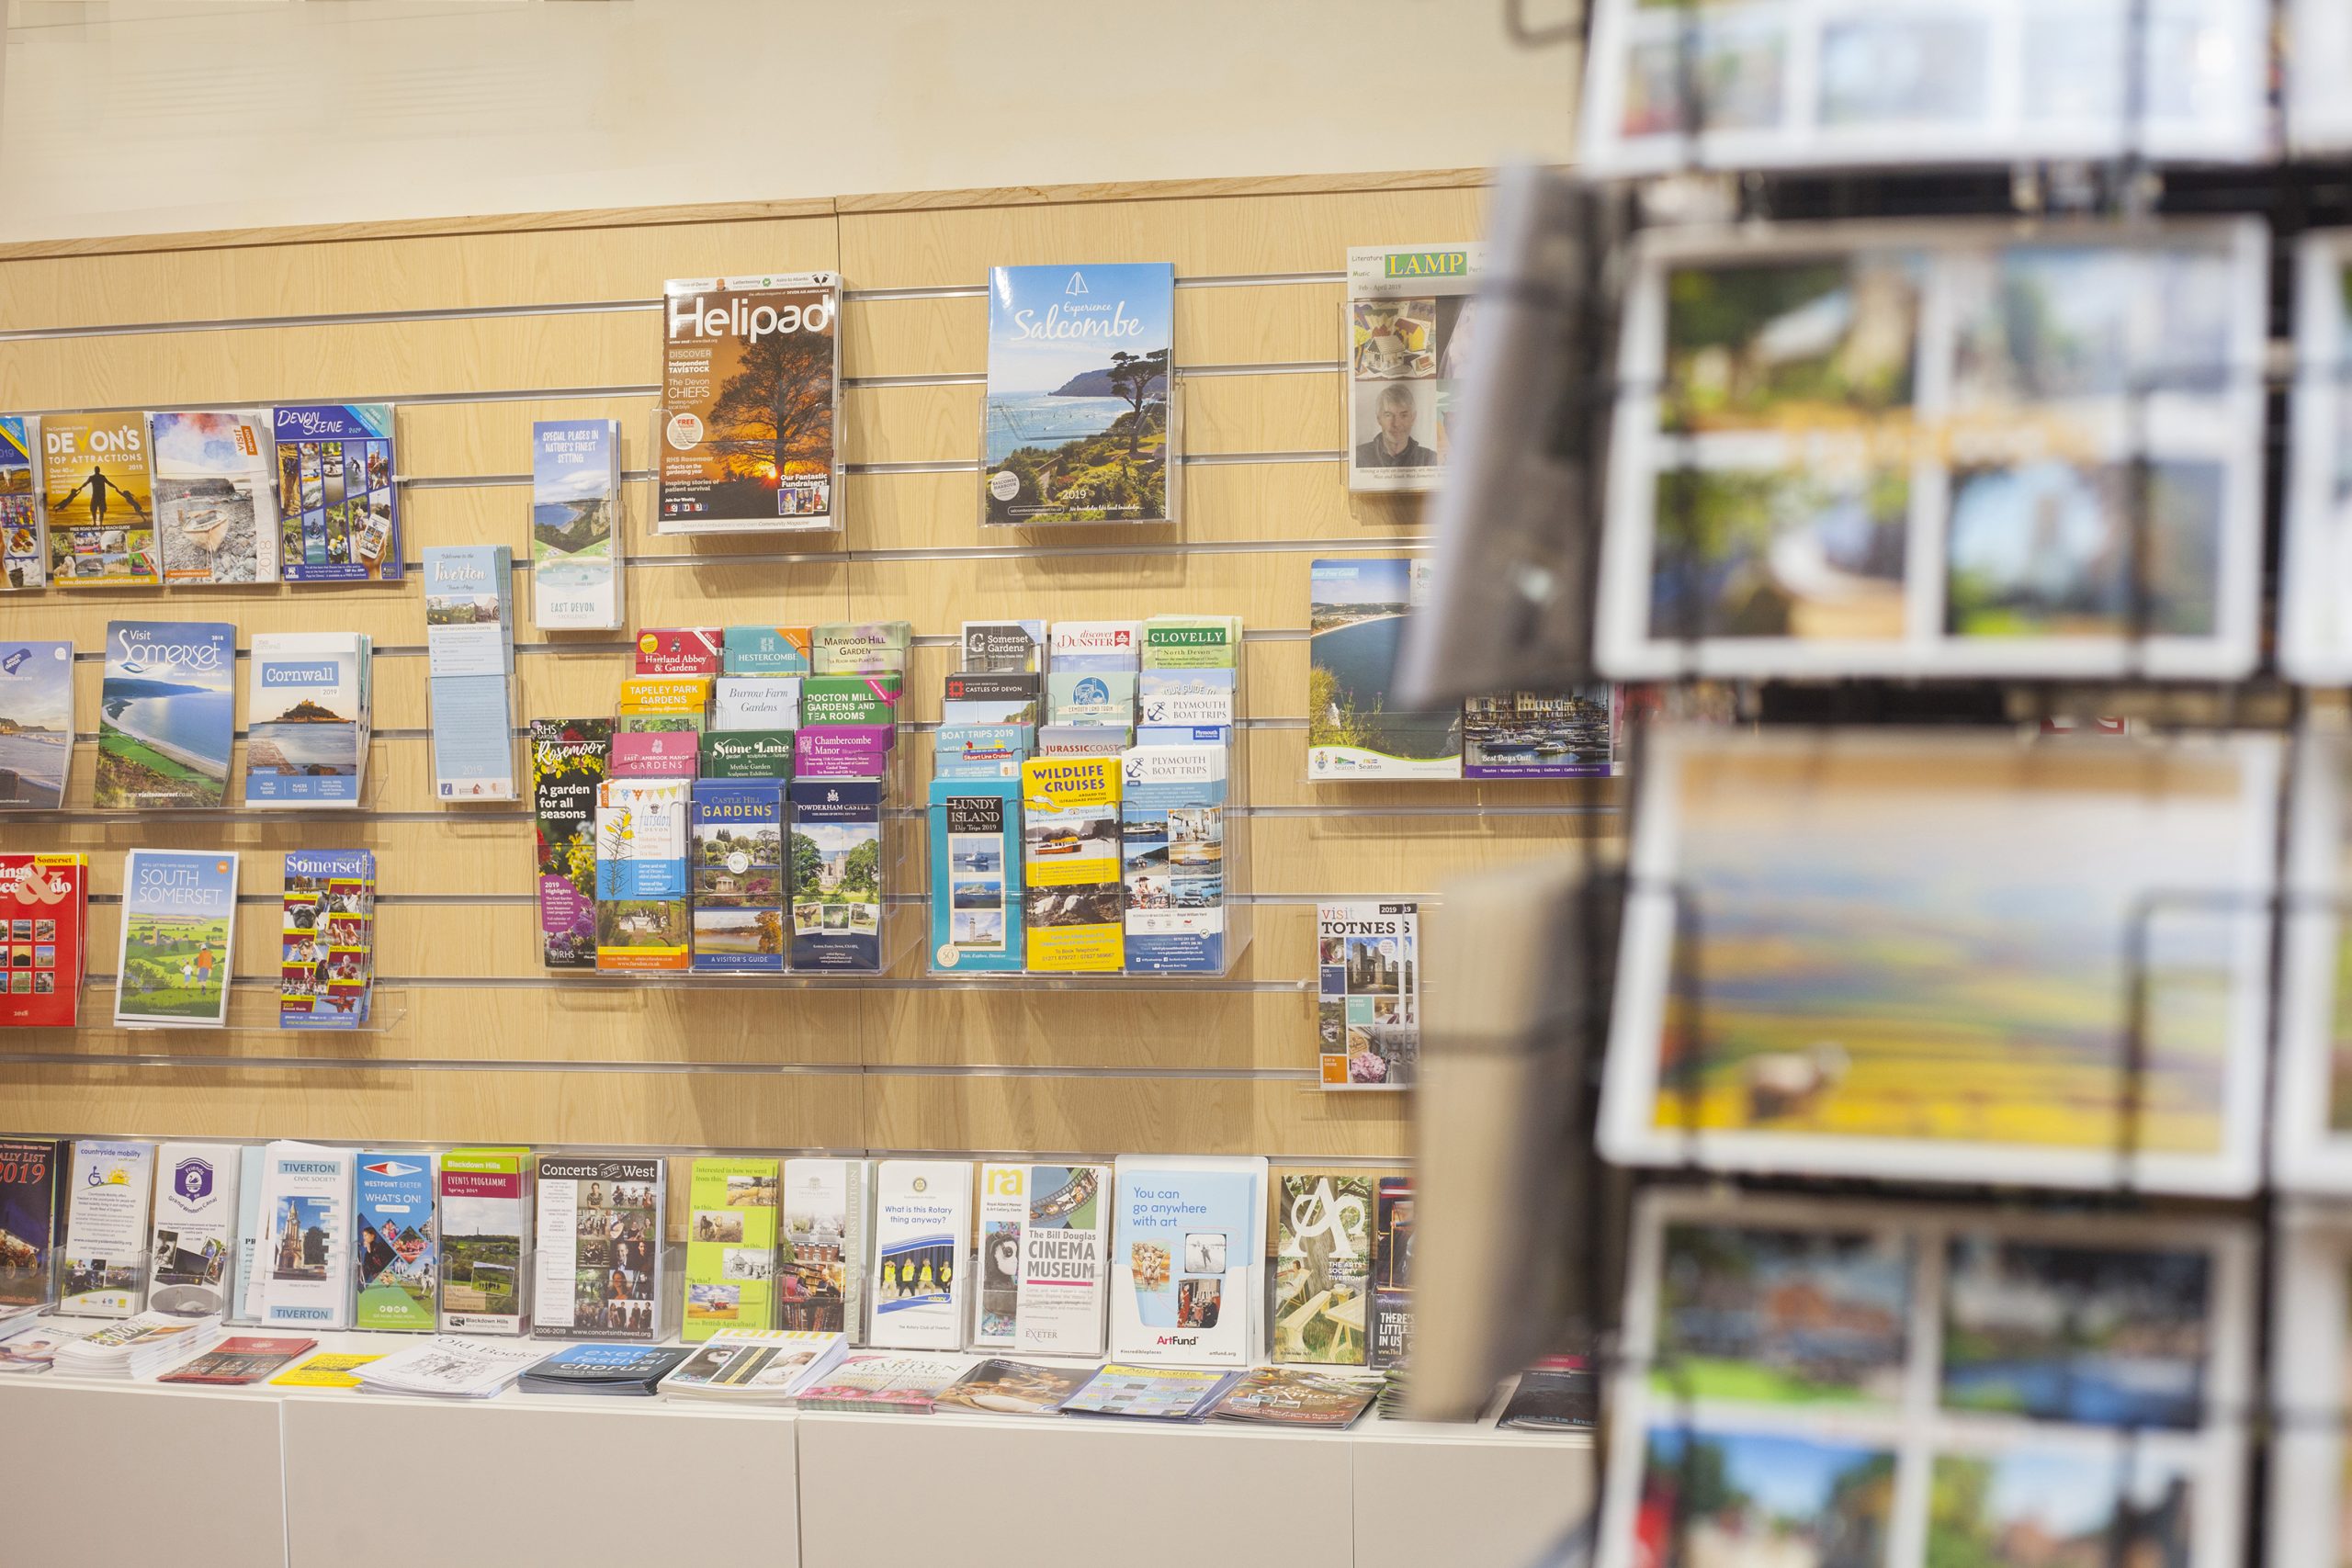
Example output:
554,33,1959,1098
984,263,1177,526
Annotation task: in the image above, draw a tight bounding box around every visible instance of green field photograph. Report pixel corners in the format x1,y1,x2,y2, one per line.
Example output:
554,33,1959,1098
117,911,232,1020
1643,739,2266,1167
1652,1221,1909,1406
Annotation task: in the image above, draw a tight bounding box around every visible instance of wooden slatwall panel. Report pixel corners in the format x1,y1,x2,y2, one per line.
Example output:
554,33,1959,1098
0,173,1615,1162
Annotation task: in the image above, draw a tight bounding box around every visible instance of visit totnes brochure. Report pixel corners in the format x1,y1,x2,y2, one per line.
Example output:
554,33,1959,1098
149,1142,242,1318
149,408,279,584
97,620,237,808
973,1163,1109,1357
353,1153,436,1332
1317,900,1420,1089
1,415,41,590
1345,244,1485,494
985,263,1177,526
682,1156,780,1341
868,1159,972,1352
1108,1154,1267,1367
660,275,842,534
40,412,157,587
115,850,239,1029
533,1156,665,1342
273,403,400,582
438,1147,532,1335
1309,558,1462,780
530,418,624,629
1273,1171,1376,1365
0,639,74,809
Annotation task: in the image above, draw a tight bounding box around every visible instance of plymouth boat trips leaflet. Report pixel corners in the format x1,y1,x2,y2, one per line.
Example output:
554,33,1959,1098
96,621,236,809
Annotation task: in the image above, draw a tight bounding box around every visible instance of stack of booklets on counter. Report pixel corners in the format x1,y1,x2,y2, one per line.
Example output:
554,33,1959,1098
352,1336,541,1399
1207,1367,1385,1428
659,1329,847,1404
934,1358,1091,1416
794,1351,972,1414
157,1335,318,1386
517,1342,694,1397
53,1312,223,1379
1061,1363,1241,1421
1495,1357,1596,1431
0,1323,83,1374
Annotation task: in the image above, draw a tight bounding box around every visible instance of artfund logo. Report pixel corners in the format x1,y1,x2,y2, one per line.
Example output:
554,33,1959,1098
173,1157,214,1204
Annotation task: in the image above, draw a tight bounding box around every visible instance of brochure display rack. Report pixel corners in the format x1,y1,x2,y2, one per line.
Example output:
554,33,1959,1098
1416,8,2352,1568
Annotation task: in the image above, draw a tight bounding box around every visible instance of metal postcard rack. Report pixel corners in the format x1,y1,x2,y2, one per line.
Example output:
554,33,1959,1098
1505,0,2352,1563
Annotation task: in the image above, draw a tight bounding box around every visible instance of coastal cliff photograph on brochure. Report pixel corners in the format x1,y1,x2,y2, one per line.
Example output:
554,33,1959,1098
985,264,1177,526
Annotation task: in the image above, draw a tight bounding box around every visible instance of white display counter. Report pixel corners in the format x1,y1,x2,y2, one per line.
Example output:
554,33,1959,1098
0,1329,1593,1568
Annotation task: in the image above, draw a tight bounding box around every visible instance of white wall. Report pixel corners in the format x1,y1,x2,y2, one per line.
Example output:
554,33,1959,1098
0,0,1581,243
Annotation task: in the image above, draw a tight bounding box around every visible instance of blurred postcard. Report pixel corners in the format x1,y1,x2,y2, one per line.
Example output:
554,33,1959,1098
1600,1188,2252,1568
2266,1207,2352,1568
1599,727,2278,1194
2275,736,2352,1190
2281,231,2352,682
1580,0,2265,175
1596,218,2267,682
